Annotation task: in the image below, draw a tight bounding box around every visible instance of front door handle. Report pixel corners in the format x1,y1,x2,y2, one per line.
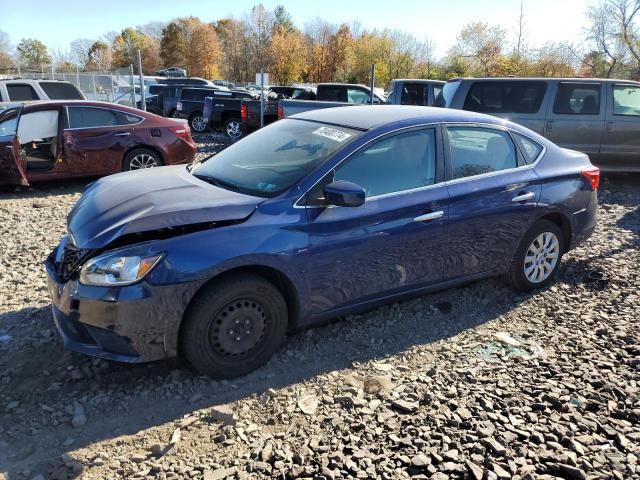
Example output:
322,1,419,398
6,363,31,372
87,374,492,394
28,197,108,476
413,210,444,222
115,132,131,137
512,192,535,202
546,120,554,132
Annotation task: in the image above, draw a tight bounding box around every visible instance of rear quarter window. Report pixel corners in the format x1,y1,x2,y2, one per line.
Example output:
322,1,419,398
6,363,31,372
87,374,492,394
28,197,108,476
512,132,544,163
6,84,39,101
435,80,461,108
40,82,83,100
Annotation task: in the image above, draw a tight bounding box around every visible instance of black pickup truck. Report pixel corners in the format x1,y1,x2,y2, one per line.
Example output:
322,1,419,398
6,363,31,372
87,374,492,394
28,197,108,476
175,87,252,133
202,96,278,139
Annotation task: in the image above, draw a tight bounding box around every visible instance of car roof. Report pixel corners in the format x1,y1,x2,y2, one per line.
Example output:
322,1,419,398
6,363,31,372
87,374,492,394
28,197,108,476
447,77,640,85
9,99,147,114
291,105,508,130
391,79,446,85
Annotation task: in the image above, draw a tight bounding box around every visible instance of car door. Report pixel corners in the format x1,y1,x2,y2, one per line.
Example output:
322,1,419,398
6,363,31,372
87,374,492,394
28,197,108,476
0,106,28,185
63,106,136,175
305,126,449,314
544,81,606,160
443,124,542,279
599,82,640,171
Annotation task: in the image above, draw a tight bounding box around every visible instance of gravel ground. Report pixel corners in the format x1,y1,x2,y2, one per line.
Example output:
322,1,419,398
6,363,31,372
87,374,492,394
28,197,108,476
0,141,638,480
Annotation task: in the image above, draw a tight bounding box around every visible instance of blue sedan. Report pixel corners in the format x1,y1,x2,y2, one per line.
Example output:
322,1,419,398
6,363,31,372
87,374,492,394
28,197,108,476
46,106,599,377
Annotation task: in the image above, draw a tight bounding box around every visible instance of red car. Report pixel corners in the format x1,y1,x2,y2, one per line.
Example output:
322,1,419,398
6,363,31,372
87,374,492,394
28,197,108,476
0,100,197,186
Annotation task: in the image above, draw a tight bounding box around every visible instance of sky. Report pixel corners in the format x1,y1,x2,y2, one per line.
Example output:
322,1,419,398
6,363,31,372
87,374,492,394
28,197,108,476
1,0,592,58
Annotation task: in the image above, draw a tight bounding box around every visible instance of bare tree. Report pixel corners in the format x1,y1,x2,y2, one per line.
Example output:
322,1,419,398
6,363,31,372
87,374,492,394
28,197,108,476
609,0,640,67
70,38,93,69
514,0,527,58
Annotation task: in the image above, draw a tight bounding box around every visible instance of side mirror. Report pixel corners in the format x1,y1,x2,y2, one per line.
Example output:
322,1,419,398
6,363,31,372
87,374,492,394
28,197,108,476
322,181,366,207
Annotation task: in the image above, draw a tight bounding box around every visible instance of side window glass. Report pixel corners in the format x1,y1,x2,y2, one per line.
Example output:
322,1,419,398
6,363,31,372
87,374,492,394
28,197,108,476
401,84,427,106
67,107,120,129
0,108,20,136
432,86,442,105
612,85,640,116
40,82,83,100
447,127,517,180
553,83,601,115
512,132,544,164
464,81,547,114
7,84,38,101
322,87,344,102
347,89,370,104
334,129,436,198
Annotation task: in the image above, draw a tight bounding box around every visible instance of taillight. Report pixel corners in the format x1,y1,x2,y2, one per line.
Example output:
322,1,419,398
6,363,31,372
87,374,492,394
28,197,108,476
240,104,248,121
581,166,600,190
277,106,284,119
169,125,195,146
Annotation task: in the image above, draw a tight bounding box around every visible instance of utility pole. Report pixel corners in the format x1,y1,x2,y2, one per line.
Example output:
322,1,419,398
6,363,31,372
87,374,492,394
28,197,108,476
260,69,265,128
137,49,146,111
369,64,376,105
129,64,135,106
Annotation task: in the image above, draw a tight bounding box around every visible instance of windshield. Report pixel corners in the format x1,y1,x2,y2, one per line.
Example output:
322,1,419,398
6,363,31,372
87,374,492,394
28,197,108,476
191,119,361,197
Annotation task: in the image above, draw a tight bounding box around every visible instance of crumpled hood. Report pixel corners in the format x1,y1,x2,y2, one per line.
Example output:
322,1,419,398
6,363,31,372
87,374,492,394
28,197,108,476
68,165,263,249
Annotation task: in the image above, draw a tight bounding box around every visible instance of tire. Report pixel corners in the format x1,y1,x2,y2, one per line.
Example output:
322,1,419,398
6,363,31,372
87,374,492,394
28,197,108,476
180,273,288,378
224,118,245,140
506,220,564,292
123,148,163,171
189,112,208,133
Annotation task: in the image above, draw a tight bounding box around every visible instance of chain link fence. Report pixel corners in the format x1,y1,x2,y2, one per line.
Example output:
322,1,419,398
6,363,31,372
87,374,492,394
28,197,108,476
0,67,144,106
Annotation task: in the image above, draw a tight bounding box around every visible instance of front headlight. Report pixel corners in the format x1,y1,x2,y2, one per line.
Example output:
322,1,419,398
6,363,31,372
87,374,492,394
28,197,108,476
79,251,164,286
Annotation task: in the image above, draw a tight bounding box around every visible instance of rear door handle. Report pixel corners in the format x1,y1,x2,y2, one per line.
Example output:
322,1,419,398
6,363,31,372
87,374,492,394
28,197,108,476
115,132,130,137
512,192,535,202
545,120,554,132
413,210,444,222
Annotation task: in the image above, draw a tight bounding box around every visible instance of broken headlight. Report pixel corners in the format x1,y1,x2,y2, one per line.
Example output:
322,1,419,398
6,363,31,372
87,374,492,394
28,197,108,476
79,250,164,286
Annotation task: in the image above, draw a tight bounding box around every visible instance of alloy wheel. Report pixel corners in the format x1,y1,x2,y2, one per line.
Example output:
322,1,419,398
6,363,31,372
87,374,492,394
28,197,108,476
226,121,243,139
523,231,560,284
129,153,158,170
191,116,207,132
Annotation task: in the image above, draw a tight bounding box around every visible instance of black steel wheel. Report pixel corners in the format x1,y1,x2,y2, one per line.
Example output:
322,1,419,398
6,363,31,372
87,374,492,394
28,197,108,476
180,273,287,378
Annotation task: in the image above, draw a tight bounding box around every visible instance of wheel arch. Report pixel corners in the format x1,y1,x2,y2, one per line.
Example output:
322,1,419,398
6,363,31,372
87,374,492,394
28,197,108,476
177,264,301,354
122,145,164,171
537,211,572,252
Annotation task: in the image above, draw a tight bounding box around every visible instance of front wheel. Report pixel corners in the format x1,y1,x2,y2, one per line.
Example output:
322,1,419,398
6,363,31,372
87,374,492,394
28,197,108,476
224,118,245,140
180,273,288,378
506,219,564,291
124,148,163,171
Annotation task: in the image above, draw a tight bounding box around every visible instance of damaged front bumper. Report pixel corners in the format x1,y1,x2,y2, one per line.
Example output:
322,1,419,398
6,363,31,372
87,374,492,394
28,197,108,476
45,250,190,363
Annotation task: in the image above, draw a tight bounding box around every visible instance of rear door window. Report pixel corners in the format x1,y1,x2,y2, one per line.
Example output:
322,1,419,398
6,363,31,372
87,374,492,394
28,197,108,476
6,84,39,101
464,81,547,114
181,89,209,101
67,107,122,129
553,83,601,115
401,83,428,106
40,82,83,100
446,127,518,179
612,84,640,116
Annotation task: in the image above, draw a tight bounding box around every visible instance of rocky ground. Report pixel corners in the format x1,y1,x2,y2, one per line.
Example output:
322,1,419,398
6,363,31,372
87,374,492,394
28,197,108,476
0,141,638,480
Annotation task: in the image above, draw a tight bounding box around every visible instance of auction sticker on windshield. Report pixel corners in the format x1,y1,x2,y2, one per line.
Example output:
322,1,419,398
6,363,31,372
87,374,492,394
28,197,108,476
313,126,352,142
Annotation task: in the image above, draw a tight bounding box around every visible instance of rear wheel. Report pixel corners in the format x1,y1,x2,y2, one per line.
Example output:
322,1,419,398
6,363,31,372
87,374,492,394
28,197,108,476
506,220,564,291
224,118,245,140
189,112,208,133
180,273,288,378
124,148,162,171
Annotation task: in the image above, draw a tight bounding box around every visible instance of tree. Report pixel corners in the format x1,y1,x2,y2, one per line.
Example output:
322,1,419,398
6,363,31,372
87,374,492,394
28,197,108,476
160,21,187,67
451,22,507,76
70,38,93,69
273,5,295,33
111,27,159,73
185,22,222,78
216,18,251,81
17,38,51,69
87,40,111,71
0,30,13,69
268,26,305,83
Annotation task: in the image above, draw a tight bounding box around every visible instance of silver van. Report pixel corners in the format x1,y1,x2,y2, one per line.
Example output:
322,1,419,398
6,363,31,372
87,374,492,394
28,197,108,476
436,78,640,172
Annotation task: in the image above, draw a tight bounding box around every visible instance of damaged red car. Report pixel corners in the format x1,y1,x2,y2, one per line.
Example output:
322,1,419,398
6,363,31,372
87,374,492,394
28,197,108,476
0,100,197,186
